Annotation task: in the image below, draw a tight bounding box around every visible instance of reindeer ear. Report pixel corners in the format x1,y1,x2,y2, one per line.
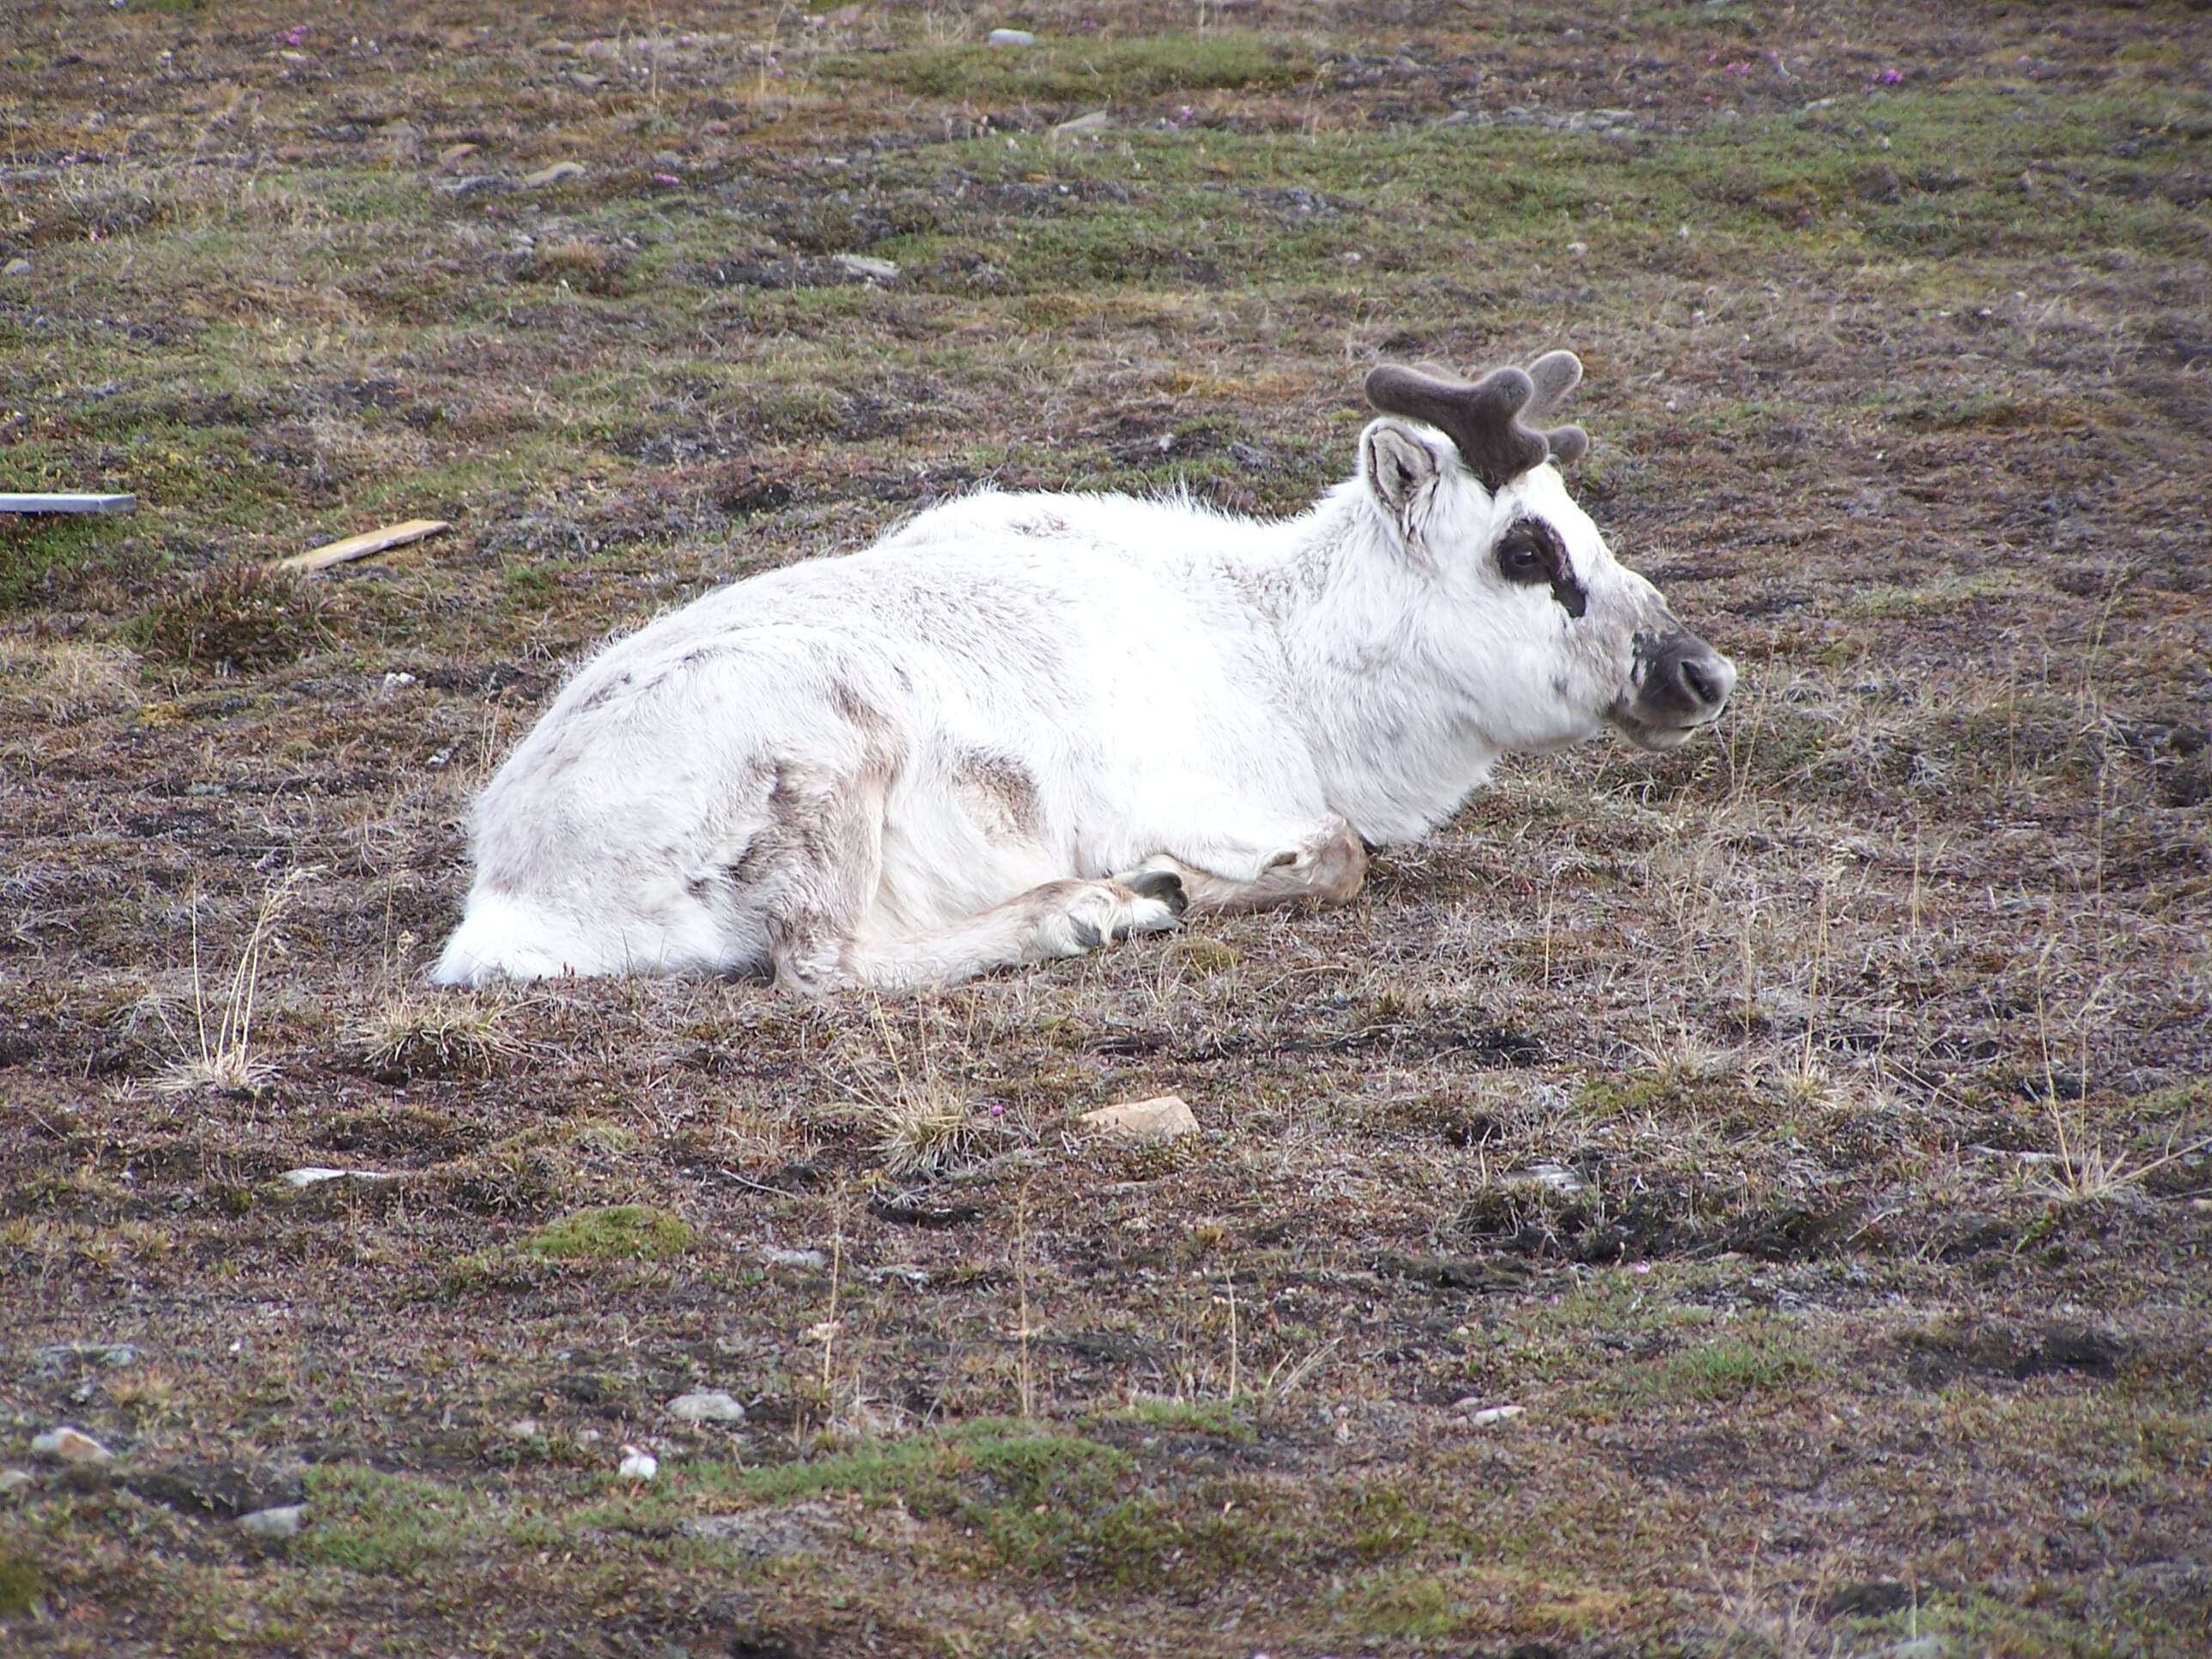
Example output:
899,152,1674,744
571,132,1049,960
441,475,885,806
1362,419,1446,526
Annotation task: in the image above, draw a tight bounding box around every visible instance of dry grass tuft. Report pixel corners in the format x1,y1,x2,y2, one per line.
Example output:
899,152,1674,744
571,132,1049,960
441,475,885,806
151,868,311,1097
139,563,328,672
837,1000,1020,1177
2039,1106,2211,1204
862,1080,991,1178
354,993,521,1079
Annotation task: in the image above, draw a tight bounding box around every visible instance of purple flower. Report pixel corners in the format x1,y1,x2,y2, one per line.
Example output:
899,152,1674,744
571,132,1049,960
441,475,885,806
1875,67,1904,84
651,172,681,185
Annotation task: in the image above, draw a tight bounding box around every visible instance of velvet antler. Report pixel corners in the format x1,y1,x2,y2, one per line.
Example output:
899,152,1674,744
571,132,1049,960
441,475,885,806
1364,351,1589,493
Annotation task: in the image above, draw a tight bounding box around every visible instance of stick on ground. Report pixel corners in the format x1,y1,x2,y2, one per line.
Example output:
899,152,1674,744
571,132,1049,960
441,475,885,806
280,518,450,573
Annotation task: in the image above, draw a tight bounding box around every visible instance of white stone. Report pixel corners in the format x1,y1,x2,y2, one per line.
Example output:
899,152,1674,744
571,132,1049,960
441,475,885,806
761,1246,828,1270
1053,111,1112,137
3,258,29,278
667,1389,746,1425
523,161,585,188
618,1444,658,1480
830,253,899,282
1080,1095,1199,1140
31,1427,112,1465
0,1468,32,1497
986,28,1035,47
1461,1403,1525,1427
239,1504,305,1540
1504,1162,1584,1194
281,1166,395,1188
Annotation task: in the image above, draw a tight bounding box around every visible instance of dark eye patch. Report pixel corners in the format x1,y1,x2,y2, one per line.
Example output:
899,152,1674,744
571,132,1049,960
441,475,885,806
1494,518,1587,618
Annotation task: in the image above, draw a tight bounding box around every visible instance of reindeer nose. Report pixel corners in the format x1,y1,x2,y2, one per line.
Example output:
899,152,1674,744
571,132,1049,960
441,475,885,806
1638,632,1736,724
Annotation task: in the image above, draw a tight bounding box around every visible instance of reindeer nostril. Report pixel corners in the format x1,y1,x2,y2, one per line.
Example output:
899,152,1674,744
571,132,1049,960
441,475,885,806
1680,657,1722,709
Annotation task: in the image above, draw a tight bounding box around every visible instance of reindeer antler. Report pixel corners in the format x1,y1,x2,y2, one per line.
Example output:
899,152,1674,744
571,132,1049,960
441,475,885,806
1364,351,1589,493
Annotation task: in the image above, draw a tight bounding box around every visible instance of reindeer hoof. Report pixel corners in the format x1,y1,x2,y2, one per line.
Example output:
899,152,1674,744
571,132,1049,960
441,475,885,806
1122,868,1188,917
1042,878,1182,959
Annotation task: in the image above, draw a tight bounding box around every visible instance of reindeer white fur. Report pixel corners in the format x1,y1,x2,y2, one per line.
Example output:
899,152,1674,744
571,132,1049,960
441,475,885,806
433,351,1735,992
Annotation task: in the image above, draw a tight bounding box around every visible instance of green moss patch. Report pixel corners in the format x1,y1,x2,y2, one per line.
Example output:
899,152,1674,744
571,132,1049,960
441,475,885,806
522,1205,699,1262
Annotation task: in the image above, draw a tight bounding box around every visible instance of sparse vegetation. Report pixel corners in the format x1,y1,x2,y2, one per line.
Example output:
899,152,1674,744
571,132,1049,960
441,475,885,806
0,1551,40,1620
2,2,2207,1655
0,637,140,719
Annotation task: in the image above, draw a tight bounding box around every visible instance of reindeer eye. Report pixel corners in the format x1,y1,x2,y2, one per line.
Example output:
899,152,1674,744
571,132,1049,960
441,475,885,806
1496,527,1548,584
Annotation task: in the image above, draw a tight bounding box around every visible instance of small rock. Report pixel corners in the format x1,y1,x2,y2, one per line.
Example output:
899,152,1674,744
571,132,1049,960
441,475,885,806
1080,1095,1199,1140
1458,1403,1525,1427
761,1246,828,1271
1504,1162,1585,1194
523,161,585,188
667,1390,746,1425
1052,110,1112,137
437,142,478,167
281,1167,395,1188
507,1418,540,1438
986,28,1036,47
830,253,899,282
0,1468,32,1497
617,1444,658,1480
31,1427,112,1466
239,1504,304,1540
3,258,29,278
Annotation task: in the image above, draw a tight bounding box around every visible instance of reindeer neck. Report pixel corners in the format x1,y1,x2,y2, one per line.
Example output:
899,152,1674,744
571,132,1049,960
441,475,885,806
1225,483,1504,843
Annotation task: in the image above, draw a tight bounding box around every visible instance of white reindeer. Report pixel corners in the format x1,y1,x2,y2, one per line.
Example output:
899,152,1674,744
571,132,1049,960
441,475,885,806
433,351,1735,992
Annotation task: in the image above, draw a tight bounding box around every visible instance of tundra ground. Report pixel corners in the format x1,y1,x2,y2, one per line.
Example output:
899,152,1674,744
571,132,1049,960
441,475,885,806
2,3,2208,1655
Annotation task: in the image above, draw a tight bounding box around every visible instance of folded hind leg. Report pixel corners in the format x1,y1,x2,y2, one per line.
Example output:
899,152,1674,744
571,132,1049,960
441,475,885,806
751,769,1186,994
773,870,1185,995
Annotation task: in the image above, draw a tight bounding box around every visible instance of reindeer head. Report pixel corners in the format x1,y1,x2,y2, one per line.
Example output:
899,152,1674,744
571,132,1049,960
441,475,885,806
1359,351,1735,753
